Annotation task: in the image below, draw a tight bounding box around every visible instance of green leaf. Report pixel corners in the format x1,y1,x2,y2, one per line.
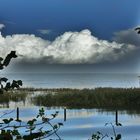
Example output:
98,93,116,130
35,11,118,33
51,114,57,118
12,129,20,136
56,111,59,114
39,108,45,116
44,130,52,134
0,77,8,82
97,131,101,134
36,115,40,118
27,120,33,126
58,123,63,126
42,117,49,122
0,57,3,61
3,51,17,67
3,119,9,124
30,126,36,131
3,118,13,124
116,134,121,140
17,80,22,86
117,123,122,126
53,124,58,130
27,119,37,126
11,80,19,89
9,118,13,122
0,65,3,70
5,82,11,90
33,118,37,122
7,129,11,134
1,130,5,134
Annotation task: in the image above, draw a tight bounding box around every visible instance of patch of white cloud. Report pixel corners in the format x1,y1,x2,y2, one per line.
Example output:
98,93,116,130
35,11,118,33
0,33,50,59
38,29,52,35
0,29,135,64
0,24,5,30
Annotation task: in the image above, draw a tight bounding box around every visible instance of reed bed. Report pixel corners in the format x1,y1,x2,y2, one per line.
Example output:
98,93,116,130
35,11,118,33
32,88,140,109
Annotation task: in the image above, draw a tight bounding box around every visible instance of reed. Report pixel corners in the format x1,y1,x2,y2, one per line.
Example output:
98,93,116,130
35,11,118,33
32,87,140,109
0,90,30,104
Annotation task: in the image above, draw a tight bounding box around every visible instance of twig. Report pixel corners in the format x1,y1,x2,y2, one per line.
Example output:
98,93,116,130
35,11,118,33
0,109,15,118
37,128,60,140
47,121,61,140
110,123,117,138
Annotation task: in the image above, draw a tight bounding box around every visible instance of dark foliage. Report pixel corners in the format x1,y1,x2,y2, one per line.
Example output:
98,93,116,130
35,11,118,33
0,51,22,94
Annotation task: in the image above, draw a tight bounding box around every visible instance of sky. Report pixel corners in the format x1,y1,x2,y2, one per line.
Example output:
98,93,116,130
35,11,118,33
0,0,140,73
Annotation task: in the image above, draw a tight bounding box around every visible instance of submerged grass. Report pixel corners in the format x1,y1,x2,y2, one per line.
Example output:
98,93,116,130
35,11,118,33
32,88,140,109
0,90,29,104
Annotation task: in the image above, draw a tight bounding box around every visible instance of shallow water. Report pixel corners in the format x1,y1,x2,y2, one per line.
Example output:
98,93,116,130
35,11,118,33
0,106,140,140
0,90,140,140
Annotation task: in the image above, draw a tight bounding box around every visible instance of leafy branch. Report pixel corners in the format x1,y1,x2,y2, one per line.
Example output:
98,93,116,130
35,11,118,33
0,108,63,140
0,51,22,94
0,51,63,140
89,122,122,140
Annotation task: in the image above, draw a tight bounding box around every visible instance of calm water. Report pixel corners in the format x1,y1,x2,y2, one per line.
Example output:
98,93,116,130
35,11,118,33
1,73,139,88
0,105,140,140
0,73,140,139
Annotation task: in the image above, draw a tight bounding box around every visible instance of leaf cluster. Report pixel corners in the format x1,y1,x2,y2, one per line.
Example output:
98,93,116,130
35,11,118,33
0,108,63,140
0,51,17,70
90,123,122,140
0,51,62,140
0,51,22,94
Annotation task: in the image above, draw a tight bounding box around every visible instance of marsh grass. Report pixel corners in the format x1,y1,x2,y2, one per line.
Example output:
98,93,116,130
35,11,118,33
32,88,140,109
0,90,30,104
1,88,140,109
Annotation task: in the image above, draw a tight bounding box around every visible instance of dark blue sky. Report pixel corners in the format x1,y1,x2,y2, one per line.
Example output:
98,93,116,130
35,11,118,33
0,0,140,40
0,0,140,73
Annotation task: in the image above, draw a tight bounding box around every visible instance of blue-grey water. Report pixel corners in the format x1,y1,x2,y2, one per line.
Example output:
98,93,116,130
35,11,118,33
1,73,139,88
0,106,140,140
0,73,140,139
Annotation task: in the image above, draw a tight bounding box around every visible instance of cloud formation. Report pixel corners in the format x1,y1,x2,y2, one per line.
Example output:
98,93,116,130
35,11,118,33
0,24,5,30
0,29,135,64
113,28,140,47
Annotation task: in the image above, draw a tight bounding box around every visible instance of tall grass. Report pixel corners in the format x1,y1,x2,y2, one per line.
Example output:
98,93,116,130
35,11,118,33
32,88,140,109
0,90,29,104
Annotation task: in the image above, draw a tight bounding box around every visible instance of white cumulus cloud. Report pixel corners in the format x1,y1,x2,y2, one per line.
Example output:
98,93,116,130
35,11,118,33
0,29,135,64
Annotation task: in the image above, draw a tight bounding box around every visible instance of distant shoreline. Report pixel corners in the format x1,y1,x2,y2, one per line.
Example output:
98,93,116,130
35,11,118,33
20,87,140,91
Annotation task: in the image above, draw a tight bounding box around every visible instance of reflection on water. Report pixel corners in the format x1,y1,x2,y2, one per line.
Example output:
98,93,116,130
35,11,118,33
0,92,140,140
0,106,140,140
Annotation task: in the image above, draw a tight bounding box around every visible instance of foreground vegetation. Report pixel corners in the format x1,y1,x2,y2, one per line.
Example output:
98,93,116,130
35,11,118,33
0,51,62,140
32,88,140,109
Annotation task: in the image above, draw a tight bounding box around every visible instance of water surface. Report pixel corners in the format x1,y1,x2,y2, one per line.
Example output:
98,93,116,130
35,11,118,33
1,73,139,88
0,105,140,140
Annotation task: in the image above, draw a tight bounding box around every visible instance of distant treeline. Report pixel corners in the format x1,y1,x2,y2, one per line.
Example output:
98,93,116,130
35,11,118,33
32,88,140,109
